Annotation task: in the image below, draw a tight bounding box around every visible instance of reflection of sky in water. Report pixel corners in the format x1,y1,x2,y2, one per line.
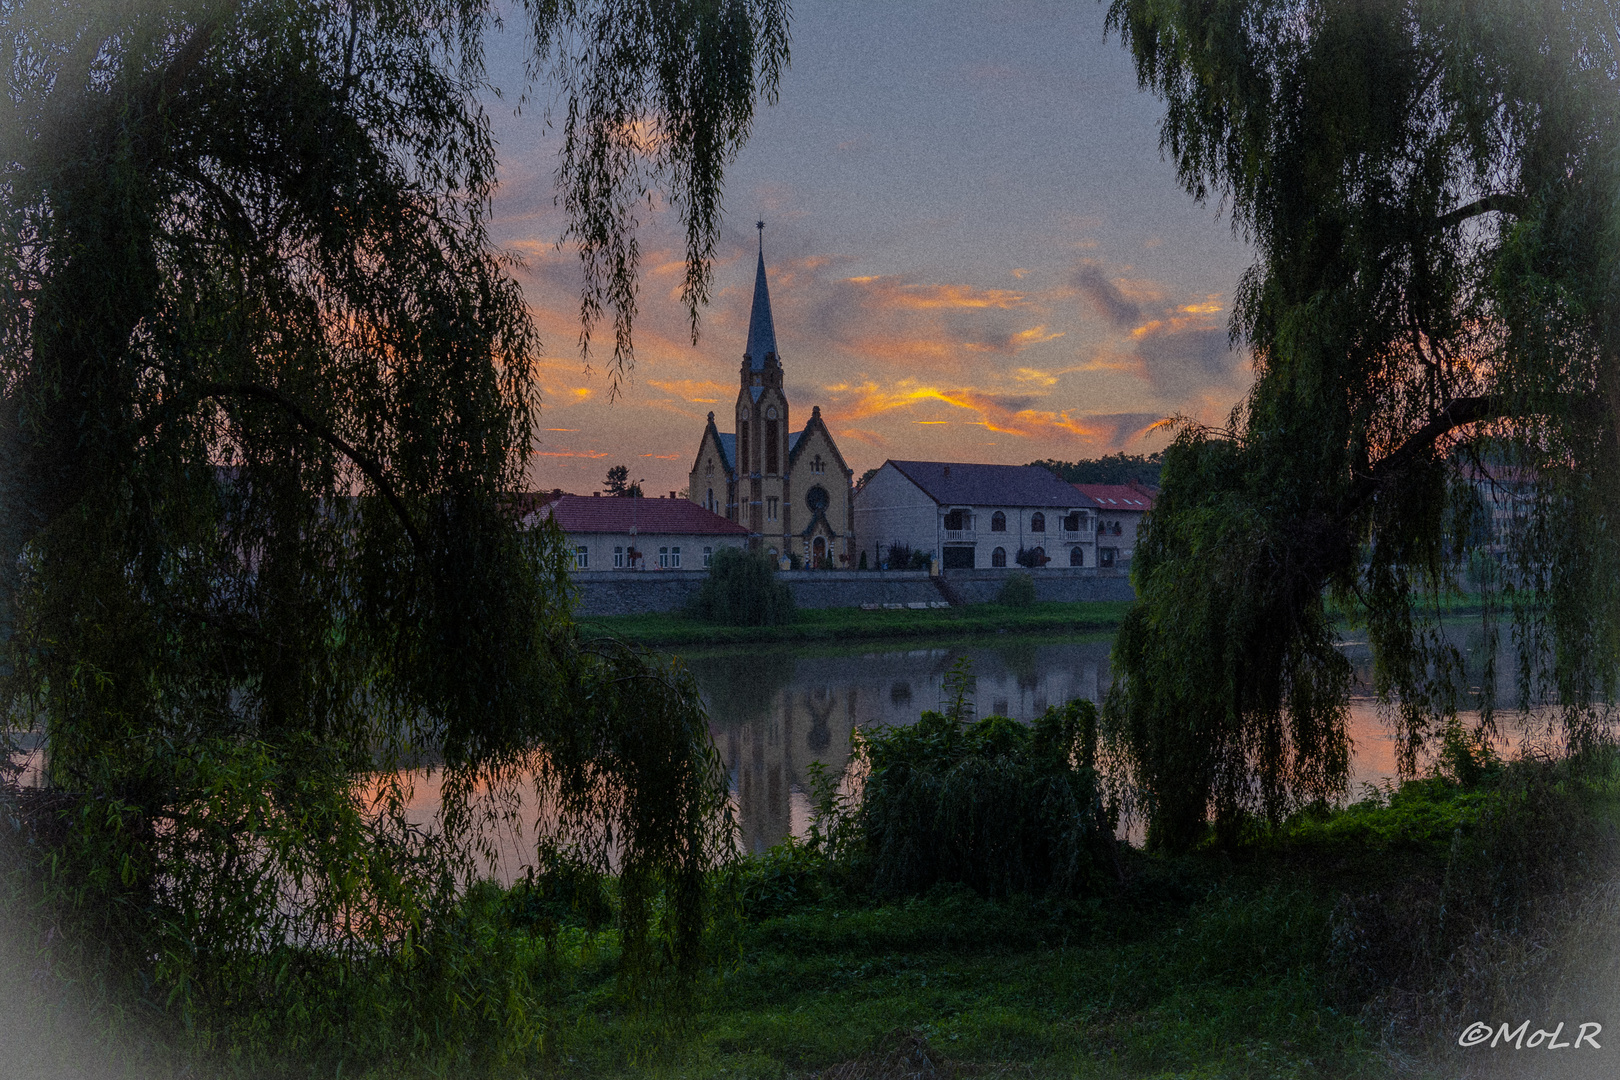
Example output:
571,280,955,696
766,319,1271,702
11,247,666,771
689,624,1575,854
4,623,1593,867
687,637,1114,854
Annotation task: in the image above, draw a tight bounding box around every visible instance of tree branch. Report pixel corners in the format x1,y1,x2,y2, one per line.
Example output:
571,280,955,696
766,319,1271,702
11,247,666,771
1345,391,1606,516
197,381,425,558
1433,194,1527,232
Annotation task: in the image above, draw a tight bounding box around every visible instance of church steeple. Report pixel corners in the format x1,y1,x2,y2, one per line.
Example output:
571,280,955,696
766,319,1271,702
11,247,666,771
744,221,779,370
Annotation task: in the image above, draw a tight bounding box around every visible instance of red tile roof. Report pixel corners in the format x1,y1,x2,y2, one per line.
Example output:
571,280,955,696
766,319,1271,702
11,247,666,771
533,494,750,536
1072,483,1156,510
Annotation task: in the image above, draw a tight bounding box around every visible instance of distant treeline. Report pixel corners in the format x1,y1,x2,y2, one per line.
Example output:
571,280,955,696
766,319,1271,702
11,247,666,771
1032,452,1163,487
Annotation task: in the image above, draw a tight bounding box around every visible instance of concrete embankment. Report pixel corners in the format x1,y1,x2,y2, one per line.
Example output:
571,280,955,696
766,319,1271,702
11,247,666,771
571,567,1135,617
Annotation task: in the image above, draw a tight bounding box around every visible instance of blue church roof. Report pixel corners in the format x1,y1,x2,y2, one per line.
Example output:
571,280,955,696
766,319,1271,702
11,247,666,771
744,243,778,370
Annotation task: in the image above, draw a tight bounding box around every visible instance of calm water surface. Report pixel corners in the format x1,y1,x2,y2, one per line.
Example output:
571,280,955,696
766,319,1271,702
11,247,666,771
4,623,1557,873
689,624,1544,853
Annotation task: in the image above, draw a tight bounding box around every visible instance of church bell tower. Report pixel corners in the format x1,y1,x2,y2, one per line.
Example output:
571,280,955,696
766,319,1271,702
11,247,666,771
736,223,792,551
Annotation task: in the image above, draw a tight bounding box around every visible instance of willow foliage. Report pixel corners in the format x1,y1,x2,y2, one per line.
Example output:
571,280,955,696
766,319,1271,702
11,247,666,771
1105,0,1620,848
0,0,785,1054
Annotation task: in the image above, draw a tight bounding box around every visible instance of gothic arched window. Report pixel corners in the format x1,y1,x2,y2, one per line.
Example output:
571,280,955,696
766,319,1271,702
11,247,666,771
1030,512,1046,533
1070,546,1084,567
991,546,1007,568
991,511,1006,532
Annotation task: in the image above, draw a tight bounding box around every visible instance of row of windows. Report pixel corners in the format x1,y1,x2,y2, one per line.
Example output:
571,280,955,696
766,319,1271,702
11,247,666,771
986,546,1087,567
574,545,718,569
979,510,1091,534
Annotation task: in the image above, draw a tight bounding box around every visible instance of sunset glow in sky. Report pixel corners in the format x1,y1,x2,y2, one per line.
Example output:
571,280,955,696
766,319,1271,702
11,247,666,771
485,0,1256,495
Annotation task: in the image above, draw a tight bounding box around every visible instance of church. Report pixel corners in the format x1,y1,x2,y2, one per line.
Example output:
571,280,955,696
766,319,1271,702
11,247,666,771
688,228,855,567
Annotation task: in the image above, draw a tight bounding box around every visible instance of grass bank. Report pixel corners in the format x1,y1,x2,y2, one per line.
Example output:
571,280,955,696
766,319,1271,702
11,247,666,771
11,755,1617,1079
578,599,1134,648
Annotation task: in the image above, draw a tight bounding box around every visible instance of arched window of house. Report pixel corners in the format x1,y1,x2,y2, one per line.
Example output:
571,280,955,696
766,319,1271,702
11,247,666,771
1031,545,1047,565
706,488,714,511
1031,512,1046,533
991,511,1006,532
1070,546,1084,567
991,546,1007,568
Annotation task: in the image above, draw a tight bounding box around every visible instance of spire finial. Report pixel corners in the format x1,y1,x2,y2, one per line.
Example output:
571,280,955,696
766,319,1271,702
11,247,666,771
744,222,779,371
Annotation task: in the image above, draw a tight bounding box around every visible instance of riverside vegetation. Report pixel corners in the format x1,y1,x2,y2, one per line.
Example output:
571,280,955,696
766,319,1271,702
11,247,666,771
10,1,1620,1077
6,679,1620,1078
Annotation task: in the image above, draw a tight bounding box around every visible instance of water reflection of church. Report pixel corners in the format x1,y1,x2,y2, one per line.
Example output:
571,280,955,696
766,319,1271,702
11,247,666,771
694,641,1111,854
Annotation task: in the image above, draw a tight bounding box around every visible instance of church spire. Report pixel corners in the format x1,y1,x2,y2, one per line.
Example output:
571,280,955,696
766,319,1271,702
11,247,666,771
745,221,778,370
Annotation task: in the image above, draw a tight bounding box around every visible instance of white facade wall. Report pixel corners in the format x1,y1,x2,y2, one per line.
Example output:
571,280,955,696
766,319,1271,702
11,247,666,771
854,463,1099,569
852,464,939,565
972,505,1097,569
564,531,747,572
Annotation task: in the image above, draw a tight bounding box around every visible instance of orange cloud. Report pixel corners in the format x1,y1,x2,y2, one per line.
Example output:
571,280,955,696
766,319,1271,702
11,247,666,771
647,378,731,404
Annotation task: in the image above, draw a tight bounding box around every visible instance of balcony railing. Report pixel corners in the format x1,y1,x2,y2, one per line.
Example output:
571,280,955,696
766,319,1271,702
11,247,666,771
944,528,975,541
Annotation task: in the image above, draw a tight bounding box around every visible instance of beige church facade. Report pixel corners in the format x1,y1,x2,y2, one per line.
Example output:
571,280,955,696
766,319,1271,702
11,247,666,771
688,232,855,567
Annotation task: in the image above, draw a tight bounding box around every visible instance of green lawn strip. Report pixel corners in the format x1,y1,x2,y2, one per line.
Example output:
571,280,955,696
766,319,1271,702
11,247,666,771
543,877,1380,1079
578,601,1135,648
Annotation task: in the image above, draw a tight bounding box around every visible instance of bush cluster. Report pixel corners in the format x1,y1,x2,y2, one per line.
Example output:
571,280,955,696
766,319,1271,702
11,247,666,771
688,547,795,626
997,571,1036,607
858,699,1113,897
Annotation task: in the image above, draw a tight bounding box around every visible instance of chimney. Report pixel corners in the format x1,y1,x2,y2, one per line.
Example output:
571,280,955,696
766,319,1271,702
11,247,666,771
593,491,600,497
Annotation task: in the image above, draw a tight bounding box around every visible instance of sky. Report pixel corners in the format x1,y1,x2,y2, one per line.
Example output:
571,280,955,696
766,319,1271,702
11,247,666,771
483,0,1257,496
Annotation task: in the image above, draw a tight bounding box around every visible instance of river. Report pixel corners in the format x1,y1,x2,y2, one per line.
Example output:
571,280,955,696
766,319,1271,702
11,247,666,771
688,623,1546,853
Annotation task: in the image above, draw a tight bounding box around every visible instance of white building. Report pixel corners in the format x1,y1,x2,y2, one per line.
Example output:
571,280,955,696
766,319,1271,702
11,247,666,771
532,494,749,571
854,460,1101,570
1071,483,1157,568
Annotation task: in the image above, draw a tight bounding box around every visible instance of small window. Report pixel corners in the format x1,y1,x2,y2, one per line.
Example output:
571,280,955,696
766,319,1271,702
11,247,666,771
991,511,1006,532
766,405,777,419
767,496,779,521
658,546,670,569
992,546,1007,568
703,546,714,567
1070,546,1084,567
670,546,681,568
613,546,624,568
575,545,589,569
1100,547,1116,568
812,454,825,474
1031,512,1046,533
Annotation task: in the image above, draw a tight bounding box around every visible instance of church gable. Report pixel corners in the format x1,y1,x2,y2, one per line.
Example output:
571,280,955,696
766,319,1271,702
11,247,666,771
788,406,852,479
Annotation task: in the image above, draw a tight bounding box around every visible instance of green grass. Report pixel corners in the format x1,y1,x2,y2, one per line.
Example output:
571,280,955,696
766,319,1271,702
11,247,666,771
579,600,1135,647
9,752,1617,1079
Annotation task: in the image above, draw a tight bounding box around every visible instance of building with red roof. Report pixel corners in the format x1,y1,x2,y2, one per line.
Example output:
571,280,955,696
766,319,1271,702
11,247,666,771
530,494,749,571
1071,483,1156,567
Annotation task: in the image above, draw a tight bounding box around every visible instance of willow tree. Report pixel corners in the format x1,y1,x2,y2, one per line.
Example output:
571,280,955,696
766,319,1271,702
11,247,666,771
1104,0,1620,849
0,0,787,1041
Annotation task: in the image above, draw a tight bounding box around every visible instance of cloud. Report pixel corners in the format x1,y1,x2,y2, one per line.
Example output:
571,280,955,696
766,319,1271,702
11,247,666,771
1072,260,1141,330
647,377,731,404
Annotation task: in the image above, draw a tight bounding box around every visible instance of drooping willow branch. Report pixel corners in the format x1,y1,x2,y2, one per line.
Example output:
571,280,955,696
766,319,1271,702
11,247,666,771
197,381,424,558
1343,391,1605,519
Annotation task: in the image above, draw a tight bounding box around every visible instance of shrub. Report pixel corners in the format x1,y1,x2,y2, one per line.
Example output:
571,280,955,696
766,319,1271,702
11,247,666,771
857,697,1112,897
688,546,795,626
997,571,1036,607
883,543,931,571
1014,545,1048,568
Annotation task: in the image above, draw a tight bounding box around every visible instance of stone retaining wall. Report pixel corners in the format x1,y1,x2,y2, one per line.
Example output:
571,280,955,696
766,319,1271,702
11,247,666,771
572,566,1133,616
939,567,1136,605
